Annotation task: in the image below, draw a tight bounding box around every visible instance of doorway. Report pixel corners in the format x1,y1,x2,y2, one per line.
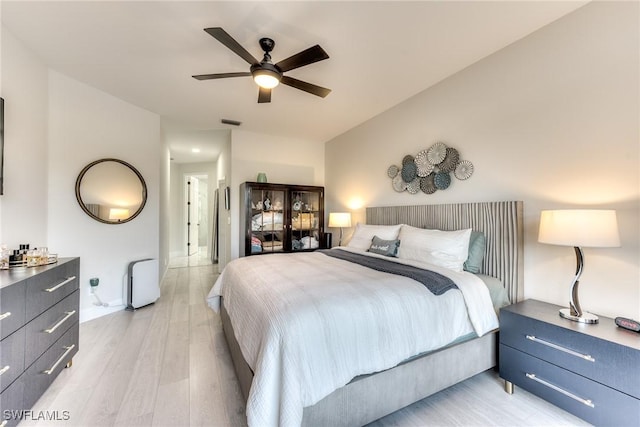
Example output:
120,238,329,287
169,173,213,268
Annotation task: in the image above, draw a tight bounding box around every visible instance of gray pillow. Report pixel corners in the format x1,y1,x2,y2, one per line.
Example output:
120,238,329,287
463,231,486,273
368,235,401,257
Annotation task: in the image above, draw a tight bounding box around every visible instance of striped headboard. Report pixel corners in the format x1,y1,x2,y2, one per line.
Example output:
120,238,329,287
367,201,524,303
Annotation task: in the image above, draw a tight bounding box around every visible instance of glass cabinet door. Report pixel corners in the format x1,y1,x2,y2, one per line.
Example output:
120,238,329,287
250,188,286,254
290,190,321,251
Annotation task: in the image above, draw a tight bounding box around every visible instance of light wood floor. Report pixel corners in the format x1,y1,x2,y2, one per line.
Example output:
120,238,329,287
22,264,589,427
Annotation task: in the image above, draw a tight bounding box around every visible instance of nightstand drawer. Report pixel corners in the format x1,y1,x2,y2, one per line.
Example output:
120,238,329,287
501,308,640,398
500,344,640,427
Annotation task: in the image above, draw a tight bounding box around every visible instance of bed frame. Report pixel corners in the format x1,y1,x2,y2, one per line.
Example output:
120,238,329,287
221,201,524,426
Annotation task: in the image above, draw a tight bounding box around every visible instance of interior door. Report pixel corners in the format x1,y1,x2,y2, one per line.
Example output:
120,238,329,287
187,178,199,256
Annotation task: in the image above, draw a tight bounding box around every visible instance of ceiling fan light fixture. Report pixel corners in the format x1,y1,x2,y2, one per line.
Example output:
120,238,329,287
196,28,330,103
252,68,281,89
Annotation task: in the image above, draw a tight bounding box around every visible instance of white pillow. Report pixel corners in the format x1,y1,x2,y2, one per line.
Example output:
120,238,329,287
398,225,472,272
347,223,402,250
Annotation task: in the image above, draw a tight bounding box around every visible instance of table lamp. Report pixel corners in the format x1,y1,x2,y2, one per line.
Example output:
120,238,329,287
109,208,130,222
538,209,620,324
328,212,352,246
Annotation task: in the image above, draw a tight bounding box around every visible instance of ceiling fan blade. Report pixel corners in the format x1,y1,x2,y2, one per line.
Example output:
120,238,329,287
281,76,331,98
192,72,251,80
258,87,272,103
204,27,259,65
275,45,329,72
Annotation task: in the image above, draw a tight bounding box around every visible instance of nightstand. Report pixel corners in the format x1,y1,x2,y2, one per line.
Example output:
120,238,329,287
499,299,640,426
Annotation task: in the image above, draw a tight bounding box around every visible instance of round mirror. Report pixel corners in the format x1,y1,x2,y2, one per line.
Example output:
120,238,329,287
75,158,147,224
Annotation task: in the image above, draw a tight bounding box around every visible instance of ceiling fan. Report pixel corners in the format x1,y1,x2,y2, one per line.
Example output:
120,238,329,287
192,27,331,103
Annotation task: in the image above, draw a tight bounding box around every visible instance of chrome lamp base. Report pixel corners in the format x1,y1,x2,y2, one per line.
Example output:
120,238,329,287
558,246,599,324
559,308,599,324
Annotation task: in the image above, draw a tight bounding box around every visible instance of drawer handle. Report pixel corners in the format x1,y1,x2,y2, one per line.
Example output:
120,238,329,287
526,335,595,362
0,312,10,321
526,373,595,408
44,310,77,334
43,344,75,375
44,276,76,293
0,365,9,376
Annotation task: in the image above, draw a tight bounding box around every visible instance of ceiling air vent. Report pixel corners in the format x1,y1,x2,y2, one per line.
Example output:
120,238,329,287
221,118,242,126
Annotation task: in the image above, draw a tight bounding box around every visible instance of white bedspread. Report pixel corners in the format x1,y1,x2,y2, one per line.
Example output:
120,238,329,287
207,247,498,427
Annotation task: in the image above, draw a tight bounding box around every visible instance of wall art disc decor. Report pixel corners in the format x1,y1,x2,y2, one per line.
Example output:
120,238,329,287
414,150,429,166
420,174,437,194
454,160,474,180
402,155,415,165
427,142,447,164
392,174,407,192
434,172,451,190
388,140,473,195
416,162,434,177
439,147,459,173
407,178,420,194
401,162,417,182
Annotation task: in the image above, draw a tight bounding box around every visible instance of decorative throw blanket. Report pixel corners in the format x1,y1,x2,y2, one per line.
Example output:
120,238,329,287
318,249,458,295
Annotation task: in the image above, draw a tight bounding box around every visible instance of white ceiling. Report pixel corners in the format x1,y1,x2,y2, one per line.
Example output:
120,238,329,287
1,1,588,163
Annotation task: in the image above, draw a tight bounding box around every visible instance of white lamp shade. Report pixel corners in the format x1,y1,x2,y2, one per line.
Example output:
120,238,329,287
328,212,352,228
538,209,620,248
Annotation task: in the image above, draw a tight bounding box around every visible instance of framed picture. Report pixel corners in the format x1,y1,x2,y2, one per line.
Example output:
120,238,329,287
224,186,230,210
0,97,4,195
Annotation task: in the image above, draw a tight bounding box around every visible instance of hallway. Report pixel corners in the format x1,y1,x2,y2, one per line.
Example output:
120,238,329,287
168,246,215,269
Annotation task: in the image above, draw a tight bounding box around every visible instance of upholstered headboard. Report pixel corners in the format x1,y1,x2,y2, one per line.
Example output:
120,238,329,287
367,201,524,303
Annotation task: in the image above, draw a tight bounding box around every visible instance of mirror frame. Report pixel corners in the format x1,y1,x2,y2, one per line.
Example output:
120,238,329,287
75,158,147,225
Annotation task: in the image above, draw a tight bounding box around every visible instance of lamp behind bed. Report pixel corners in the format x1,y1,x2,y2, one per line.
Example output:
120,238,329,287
328,212,352,246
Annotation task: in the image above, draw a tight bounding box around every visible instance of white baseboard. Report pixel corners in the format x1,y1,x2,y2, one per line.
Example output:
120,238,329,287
79,299,127,323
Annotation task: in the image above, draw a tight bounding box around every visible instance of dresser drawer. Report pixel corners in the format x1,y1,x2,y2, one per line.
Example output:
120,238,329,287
23,324,78,410
0,328,25,393
0,281,26,340
25,259,79,322
24,290,79,368
0,375,25,427
500,308,640,398
500,344,640,427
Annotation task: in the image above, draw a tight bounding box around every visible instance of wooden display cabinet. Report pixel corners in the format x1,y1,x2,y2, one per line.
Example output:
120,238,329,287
239,182,325,256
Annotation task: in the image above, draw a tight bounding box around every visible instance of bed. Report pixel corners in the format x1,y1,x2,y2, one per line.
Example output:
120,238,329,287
208,201,523,426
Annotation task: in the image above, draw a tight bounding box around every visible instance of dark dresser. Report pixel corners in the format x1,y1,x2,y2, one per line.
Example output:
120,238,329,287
0,258,79,427
499,299,640,426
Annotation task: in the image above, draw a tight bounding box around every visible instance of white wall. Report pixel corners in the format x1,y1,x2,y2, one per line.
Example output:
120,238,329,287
0,28,49,246
229,129,325,259
216,132,232,271
47,71,161,322
325,2,639,319
159,128,171,277
1,25,162,322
